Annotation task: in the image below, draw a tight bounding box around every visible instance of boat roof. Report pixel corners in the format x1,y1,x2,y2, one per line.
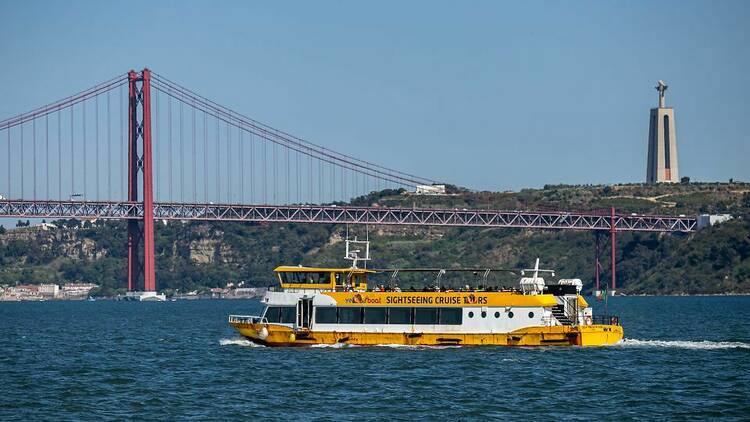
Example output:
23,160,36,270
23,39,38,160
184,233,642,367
274,266,376,274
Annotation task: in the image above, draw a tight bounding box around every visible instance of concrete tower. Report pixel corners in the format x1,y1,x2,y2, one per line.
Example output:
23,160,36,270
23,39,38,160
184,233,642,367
646,80,679,183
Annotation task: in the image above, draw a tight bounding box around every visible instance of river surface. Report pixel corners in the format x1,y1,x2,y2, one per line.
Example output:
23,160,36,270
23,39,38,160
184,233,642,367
1,296,749,420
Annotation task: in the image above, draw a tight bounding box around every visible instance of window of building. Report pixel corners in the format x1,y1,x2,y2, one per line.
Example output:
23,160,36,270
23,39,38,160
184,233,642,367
364,307,387,324
414,308,439,325
439,308,463,325
388,307,412,324
338,307,363,324
315,307,337,324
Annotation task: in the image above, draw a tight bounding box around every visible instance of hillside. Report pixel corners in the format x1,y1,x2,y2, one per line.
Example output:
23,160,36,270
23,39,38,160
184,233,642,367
1,182,749,296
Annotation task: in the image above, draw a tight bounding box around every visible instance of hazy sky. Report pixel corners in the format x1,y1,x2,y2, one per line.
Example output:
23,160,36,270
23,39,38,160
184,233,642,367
1,0,748,193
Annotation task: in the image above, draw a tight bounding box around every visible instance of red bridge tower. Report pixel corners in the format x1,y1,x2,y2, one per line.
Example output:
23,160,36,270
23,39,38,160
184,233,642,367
126,69,156,292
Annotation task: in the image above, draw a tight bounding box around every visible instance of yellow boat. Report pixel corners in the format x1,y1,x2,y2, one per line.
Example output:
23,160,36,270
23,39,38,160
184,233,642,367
229,241,623,347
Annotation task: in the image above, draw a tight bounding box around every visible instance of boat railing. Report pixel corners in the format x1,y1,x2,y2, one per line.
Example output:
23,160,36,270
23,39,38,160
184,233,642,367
591,315,620,326
228,315,267,324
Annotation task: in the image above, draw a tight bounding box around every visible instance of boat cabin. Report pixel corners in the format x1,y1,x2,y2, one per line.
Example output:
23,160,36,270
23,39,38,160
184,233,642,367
275,266,374,291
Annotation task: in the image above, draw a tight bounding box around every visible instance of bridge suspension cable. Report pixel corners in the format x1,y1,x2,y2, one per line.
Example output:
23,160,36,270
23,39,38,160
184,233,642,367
150,73,437,187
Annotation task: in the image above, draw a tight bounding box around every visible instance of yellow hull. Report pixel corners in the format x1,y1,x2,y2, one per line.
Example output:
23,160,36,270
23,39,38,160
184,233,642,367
230,322,623,347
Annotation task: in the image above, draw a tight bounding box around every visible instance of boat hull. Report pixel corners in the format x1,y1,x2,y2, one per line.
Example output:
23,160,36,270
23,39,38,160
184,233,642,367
230,321,623,347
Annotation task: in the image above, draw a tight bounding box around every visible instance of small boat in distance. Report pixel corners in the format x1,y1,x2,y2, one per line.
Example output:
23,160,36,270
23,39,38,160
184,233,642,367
228,240,623,347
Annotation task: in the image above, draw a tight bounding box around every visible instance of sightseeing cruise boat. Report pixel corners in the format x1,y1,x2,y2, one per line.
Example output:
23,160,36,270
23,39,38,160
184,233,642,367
228,240,623,347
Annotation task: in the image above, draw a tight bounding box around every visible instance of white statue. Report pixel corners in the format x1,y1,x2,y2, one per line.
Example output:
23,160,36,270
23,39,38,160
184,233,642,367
655,80,668,107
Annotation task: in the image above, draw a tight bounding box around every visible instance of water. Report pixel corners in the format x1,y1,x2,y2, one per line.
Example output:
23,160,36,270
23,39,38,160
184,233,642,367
1,297,749,420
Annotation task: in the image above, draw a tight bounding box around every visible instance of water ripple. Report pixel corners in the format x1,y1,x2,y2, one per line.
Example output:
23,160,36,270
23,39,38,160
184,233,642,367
1,297,749,420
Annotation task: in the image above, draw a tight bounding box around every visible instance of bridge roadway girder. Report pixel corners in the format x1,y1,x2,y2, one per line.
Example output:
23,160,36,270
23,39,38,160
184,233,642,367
0,200,697,233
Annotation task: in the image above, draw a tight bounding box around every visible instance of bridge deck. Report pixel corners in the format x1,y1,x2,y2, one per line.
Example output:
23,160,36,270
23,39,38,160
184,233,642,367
0,200,697,232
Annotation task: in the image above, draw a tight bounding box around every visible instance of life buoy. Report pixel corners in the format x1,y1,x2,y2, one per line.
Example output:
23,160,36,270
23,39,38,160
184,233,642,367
584,315,592,326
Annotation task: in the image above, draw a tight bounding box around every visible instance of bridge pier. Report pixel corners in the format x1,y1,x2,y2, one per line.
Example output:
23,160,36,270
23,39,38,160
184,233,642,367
126,69,156,292
593,207,617,299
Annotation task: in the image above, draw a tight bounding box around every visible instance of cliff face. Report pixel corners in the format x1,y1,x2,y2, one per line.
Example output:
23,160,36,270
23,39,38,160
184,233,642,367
1,183,749,295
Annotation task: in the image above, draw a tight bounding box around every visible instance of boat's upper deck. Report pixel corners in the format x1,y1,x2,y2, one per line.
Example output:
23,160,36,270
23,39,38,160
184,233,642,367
274,266,375,291
273,266,588,306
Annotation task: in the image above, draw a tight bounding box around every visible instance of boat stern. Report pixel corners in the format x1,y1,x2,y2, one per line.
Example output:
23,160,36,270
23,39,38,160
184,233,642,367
577,324,624,346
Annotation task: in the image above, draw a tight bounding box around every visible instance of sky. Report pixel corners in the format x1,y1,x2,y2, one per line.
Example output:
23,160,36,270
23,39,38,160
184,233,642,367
0,0,748,195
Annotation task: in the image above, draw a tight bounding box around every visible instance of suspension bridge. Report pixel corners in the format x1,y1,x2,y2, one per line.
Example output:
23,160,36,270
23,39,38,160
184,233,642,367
0,68,697,293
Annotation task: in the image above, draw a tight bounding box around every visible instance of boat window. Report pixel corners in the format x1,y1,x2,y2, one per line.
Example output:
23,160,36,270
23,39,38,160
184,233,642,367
364,307,387,324
388,307,412,324
338,307,363,324
494,312,500,318
439,308,462,325
315,307,337,324
481,311,487,318
468,311,474,318
352,274,367,286
264,306,296,324
280,272,330,284
414,308,439,325
264,306,279,323
528,312,534,318
279,306,297,324
508,311,514,318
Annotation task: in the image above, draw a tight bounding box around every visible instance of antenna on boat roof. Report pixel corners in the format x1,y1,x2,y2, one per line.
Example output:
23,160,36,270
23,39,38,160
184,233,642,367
519,258,555,295
344,229,371,270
